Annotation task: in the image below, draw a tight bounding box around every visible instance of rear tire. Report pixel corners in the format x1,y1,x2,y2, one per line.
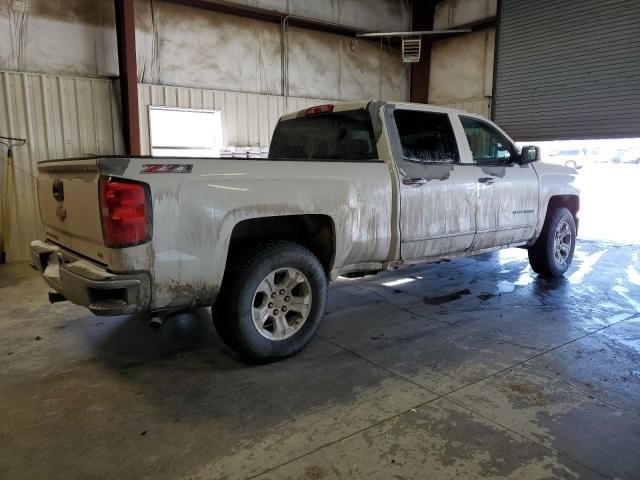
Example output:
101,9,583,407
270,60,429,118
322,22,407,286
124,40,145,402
212,241,327,362
528,207,576,277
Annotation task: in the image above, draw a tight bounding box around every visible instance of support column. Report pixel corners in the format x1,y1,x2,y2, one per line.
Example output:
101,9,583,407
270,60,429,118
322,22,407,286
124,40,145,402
114,0,141,155
410,0,436,103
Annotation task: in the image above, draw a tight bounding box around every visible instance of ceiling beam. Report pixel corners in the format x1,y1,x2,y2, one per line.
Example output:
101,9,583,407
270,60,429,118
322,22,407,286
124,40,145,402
439,16,497,36
166,0,370,38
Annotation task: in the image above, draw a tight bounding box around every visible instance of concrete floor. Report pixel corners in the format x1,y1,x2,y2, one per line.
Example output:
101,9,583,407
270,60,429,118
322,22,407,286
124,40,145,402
1,241,639,480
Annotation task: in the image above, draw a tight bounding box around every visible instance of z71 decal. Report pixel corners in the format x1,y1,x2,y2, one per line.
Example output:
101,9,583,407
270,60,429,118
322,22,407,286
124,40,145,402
141,164,193,174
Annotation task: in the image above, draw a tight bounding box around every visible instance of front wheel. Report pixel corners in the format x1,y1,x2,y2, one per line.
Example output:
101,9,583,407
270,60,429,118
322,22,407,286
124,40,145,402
528,207,576,277
212,241,327,362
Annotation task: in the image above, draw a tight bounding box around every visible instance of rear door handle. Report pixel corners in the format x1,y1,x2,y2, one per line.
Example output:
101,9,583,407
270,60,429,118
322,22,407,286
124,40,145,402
478,177,495,185
403,177,427,187
52,179,64,201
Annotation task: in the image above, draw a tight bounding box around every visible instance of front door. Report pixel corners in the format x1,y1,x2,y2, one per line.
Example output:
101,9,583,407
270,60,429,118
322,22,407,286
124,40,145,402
455,115,539,250
389,108,477,260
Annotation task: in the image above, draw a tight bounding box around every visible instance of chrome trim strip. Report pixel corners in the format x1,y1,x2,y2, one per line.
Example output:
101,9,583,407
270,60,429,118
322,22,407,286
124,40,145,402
402,231,475,243
402,225,533,243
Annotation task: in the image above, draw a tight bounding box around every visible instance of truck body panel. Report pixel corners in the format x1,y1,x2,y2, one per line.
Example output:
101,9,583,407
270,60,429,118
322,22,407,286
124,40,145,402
124,158,394,310
37,159,107,265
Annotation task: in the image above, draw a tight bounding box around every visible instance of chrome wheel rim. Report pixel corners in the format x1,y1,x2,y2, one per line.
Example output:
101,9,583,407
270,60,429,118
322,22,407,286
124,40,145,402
554,220,572,265
251,267,312,340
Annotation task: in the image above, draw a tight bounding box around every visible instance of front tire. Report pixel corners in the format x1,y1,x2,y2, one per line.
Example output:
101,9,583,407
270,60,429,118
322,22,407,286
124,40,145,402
528,207,576,277
212,241,327,362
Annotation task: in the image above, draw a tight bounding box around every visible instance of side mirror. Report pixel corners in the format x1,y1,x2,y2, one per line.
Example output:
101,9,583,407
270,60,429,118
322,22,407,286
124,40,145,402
520,145,540,164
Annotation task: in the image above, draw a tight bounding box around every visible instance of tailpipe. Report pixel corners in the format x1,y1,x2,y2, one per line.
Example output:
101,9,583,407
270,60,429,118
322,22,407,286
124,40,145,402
148,315,163,329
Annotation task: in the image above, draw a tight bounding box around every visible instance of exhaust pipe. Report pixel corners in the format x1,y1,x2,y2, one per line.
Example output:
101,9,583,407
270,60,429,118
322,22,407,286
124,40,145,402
148,315,163,329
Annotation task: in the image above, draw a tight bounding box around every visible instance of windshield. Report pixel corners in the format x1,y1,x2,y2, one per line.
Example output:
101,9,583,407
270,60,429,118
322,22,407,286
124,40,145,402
268,110,378,161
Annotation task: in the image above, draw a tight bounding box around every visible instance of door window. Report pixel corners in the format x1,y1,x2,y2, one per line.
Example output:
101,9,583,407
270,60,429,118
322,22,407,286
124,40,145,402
394,110,460,163
460,116,514,166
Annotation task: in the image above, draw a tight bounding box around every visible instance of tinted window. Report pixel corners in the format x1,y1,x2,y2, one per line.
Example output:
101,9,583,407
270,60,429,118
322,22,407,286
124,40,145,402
394,110,460,163
268,110,378,161
460,116,514,166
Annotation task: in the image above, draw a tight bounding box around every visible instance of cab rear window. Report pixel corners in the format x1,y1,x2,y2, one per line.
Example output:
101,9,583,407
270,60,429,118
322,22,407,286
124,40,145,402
268,110,378,161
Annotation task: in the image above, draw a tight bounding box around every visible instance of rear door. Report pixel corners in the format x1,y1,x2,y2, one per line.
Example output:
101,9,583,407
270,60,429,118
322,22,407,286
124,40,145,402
454,115,539,250
37,158,109,264
388,107,477,260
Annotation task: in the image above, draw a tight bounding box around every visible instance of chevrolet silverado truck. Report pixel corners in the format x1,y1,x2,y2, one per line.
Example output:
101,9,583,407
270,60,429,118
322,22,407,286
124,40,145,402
31,101,579,361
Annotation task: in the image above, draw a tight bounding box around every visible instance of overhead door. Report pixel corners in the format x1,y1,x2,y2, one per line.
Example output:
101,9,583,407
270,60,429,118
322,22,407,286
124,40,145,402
493,0,640,141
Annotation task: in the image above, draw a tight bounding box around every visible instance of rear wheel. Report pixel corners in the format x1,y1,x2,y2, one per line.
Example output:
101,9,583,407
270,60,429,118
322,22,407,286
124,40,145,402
212,241,327,362
528,207,576,277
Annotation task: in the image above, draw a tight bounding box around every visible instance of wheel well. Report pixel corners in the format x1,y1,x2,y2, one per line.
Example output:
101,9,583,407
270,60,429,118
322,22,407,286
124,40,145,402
547,194,579,220
227,215,336,273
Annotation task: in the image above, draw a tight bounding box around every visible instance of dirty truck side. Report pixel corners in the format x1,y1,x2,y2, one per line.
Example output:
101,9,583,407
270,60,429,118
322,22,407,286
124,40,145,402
31,101,579,361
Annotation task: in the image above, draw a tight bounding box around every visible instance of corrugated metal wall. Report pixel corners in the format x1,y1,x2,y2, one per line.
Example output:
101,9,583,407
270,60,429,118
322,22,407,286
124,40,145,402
494,0,640,141
138,83,331,154
1,71,336,262
0,70,124,263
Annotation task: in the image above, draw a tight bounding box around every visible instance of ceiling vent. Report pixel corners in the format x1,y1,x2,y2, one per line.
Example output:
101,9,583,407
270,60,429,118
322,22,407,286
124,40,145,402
402,37,422,62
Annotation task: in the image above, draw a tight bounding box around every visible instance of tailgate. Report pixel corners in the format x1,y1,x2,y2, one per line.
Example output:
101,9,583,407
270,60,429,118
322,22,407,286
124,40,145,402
37,158,109,264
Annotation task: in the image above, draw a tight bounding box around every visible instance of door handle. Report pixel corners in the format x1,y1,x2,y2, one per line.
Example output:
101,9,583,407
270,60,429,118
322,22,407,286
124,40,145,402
52,179,64,201
478,177,495,185
403,177,427,186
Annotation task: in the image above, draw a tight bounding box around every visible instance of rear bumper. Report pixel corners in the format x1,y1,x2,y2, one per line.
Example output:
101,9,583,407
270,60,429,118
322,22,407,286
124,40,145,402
30,241,150,316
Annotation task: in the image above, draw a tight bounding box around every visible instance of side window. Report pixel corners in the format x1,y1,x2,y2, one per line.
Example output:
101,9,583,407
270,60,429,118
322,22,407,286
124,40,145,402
394,110,460,163
460,116,514,166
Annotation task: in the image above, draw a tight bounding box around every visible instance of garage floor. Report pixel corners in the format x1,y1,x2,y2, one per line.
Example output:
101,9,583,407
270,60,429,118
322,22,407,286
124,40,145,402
1,241,639,479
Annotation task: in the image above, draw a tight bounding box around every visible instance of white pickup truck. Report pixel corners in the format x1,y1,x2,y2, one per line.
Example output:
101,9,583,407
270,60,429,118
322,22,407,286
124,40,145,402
31,101,579,361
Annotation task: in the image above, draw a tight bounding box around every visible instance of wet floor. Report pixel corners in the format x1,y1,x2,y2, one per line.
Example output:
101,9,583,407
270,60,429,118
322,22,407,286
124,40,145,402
0,240,639,479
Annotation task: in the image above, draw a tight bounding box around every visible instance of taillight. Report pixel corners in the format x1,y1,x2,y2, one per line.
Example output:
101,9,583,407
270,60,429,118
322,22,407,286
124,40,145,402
99,177,151,248
305,104,334,116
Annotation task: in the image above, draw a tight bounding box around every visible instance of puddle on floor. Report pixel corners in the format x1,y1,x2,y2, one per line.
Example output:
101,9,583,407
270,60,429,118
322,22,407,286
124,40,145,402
497,281,516,294
423,289,471,305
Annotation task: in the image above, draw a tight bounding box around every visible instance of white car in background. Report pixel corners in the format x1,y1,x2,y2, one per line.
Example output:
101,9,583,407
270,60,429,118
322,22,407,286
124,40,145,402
545,148,593,169
619,148,640,164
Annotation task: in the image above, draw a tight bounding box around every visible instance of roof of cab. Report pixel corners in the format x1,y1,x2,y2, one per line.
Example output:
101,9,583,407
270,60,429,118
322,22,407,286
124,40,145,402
278,100,485,122
278,101,371,121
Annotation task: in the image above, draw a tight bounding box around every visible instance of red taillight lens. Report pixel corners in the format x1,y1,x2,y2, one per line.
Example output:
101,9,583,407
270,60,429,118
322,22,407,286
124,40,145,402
305,104,334,116
99,177,151,248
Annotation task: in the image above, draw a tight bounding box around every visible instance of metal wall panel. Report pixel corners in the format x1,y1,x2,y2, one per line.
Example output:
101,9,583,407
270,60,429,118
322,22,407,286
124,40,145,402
494,0,640,141
0,70,124,262
137,83,332,154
